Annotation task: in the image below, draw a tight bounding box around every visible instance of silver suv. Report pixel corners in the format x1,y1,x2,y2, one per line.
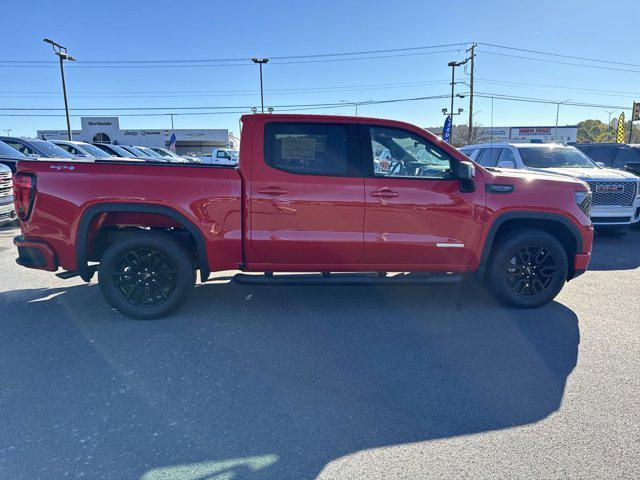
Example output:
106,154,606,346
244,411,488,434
460,142,640,234
0,163,16,226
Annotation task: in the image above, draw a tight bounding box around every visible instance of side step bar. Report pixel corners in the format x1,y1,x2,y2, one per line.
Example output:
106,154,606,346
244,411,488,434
55,265,97,280
232,272,464,286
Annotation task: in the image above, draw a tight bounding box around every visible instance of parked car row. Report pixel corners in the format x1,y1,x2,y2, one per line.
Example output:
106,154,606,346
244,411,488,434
0,136,200,171
459,142,640,235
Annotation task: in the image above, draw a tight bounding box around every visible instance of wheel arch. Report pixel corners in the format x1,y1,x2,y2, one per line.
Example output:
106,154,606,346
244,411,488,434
76,202,209,282
478,211,583,280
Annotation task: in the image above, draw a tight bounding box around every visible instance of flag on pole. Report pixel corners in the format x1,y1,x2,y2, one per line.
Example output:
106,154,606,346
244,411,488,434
615,112,626,143
169,132,177,152
442,116,452,143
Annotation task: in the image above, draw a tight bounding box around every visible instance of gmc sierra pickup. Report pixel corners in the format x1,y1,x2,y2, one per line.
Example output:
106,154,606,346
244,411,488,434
13,114,594,319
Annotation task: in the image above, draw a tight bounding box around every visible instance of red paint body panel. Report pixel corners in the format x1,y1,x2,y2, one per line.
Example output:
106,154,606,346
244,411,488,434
13,113,593,279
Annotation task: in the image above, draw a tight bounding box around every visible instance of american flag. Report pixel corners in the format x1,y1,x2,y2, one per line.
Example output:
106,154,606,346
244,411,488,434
169,132,177,152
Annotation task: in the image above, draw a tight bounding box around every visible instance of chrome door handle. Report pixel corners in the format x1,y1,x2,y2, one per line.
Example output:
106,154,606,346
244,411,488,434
370,188,399,198
257,187,288,196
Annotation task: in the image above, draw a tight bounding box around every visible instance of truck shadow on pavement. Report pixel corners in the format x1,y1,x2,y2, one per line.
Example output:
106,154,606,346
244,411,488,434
0,279,579,480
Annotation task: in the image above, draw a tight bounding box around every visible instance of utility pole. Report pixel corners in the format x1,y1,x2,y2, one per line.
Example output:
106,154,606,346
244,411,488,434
466,43,477,144
3,129,11,136
554,99,572,141
251,58,269,113
43,38,76,141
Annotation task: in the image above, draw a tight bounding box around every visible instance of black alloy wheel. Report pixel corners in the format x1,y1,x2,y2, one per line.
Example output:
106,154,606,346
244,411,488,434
504,246,557,297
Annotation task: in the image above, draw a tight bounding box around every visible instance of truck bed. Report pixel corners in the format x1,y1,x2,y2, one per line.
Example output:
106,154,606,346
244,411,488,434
16,160,243,275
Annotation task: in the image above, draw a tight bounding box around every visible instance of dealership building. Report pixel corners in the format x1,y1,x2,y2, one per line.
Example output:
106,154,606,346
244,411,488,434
38,117,239,156
427,125,578,144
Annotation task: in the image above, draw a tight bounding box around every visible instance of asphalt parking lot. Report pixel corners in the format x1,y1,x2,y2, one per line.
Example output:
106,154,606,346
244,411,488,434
0,223,638,480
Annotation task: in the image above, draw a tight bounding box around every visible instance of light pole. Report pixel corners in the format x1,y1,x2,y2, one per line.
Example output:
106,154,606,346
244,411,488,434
43,38,76,141
447,60,468,132
251,58,269,113
3,129,11,136
340,100,372,116
554,98,572,141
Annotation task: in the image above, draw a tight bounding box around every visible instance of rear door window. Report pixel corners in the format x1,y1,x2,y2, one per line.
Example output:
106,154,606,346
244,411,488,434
264,123,358,176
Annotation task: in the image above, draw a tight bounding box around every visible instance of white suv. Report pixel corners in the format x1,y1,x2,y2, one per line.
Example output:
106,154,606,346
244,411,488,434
460,142,640,234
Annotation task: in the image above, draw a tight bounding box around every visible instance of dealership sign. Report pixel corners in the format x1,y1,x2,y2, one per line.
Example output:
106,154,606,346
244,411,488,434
515,127,552,136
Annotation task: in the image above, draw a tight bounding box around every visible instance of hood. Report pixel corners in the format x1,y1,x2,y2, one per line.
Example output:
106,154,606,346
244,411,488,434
483,167,588,189
527,166,637,181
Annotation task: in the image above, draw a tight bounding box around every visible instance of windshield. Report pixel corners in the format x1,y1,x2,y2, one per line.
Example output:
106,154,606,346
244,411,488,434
31,140,76,158
76,143,111,158
155,147,179,157
137,146,162,157
517,146,596,168
122,146,150,157
0,140,27,158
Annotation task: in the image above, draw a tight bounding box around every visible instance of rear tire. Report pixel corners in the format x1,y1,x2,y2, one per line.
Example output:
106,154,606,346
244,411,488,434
98,232,195,319
487,229,568,308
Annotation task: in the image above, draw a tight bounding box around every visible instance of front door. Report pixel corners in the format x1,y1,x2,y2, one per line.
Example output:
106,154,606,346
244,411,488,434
361,125,484,270
248,121,365,269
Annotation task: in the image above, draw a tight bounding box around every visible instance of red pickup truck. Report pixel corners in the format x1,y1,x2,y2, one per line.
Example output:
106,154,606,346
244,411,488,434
12,114,593,319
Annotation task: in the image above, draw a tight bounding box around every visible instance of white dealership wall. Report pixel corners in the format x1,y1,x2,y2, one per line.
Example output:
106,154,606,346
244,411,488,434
38,117,239,155
476,126,578,143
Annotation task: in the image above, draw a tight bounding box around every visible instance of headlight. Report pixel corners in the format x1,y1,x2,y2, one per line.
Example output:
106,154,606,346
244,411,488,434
574,190,591,217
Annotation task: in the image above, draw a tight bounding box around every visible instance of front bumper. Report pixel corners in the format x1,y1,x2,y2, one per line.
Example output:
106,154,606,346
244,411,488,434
14,235,58,271
591,205,640,226
0,199,16,226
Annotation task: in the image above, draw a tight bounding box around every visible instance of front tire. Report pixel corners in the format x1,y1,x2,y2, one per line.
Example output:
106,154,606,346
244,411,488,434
98,232,196,319
487,229,568,308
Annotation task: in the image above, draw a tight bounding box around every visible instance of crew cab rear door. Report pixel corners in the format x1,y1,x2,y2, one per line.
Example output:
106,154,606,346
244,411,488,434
247,120,365,267
361,124,484,269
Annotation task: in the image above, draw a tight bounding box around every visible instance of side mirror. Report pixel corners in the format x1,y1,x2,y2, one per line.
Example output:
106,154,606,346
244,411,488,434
497,160,515,168
595,162,605,168
457,161,476,180
457,161,476,193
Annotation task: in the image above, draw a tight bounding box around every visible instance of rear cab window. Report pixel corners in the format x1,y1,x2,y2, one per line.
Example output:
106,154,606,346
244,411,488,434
264,122,360,176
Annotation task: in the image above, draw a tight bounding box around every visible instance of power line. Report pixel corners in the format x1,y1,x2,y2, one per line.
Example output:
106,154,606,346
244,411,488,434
0,43,470,65
0,49,465,69
478,42,640,68
478,50,640,74
0,79,453,98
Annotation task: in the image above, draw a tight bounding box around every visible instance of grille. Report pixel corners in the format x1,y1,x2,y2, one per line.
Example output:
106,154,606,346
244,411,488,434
587,181,637,207
0,174,11,198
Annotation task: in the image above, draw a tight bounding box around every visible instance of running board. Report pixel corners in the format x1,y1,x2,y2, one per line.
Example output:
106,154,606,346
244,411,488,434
56,265,97,280
232,272,464,286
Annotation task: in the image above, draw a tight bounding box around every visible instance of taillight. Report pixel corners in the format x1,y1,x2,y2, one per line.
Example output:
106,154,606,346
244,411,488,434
13,173,37,221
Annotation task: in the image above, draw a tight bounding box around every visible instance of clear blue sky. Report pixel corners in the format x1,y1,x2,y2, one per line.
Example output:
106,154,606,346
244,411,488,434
2,0,639,137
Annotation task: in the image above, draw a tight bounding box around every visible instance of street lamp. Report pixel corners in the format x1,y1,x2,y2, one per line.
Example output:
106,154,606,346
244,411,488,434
3,129,11,136
251,58,269,113
340,99,372,116
43,38,76,141
554,98,572,141
446,60,468,132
